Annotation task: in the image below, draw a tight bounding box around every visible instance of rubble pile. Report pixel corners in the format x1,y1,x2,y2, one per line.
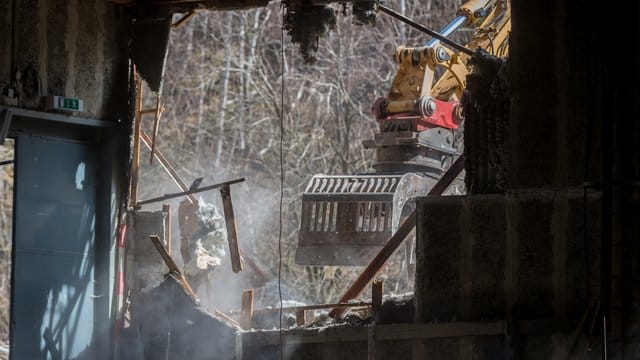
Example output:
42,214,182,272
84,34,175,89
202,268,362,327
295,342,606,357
122,275,238,360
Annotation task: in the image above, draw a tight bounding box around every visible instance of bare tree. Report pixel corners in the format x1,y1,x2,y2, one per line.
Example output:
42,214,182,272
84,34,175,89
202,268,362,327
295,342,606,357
138,0,465,306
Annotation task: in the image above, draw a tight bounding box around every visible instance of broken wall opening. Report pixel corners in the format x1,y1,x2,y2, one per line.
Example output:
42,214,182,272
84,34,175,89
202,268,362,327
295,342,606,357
128,0,472,318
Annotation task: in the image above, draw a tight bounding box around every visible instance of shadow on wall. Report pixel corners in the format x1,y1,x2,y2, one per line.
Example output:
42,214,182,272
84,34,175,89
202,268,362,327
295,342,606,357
11,137,107,359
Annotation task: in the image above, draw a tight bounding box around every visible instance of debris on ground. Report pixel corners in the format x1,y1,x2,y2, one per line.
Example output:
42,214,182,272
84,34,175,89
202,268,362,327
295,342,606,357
250,281,307,329
123,274,238,360
301,293,415,329
376,292,414,324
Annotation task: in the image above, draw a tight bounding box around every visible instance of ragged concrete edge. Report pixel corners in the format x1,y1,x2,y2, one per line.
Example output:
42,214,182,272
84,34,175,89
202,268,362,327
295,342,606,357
461,50,510,194
131,17,172,93
125,274,240,359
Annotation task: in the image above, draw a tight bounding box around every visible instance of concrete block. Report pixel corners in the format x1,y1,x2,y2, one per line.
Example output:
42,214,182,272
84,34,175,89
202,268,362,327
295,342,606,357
415,195,465,322
126,210,167,302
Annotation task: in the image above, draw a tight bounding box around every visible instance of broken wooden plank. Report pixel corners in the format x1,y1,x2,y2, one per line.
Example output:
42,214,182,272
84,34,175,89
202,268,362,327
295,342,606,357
149,92,164,164
130,79,143,207
150,235,197,299
137,178,245,206
220,185,243,273
240,250,269,284
215,309,241,329
295,309,306,326
140,129,197,204
328,155,465,318
138,138,268,283
172,10,198,28
163,204,171,255
241,289,254,330
371,279,383,316
139,108,158,115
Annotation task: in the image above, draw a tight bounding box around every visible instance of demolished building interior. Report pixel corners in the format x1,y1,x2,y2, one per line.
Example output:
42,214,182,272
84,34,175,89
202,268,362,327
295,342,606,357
0,0,639,359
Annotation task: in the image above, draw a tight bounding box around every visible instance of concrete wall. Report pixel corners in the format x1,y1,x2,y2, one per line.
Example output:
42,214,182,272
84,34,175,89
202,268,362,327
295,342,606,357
416,0,640,358
507,1,601,189
416,192,601,323
0,0,129,120
415,192,601,357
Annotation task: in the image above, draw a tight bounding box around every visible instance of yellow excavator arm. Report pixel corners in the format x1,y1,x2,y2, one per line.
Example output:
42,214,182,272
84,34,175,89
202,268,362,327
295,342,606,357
373,0,510,119
295,1,511,266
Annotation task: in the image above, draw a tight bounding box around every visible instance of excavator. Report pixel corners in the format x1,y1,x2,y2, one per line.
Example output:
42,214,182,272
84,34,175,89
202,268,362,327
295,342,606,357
296,0,511,267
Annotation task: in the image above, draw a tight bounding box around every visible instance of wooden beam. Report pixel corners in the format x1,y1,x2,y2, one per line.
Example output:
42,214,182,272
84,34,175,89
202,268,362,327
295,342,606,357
139,129,197,204
163,204,171,255
295,310,306,326
240,250,269,284
215,309,241,329
172,10,197,28
136,178,245,206
150,235,197,299
328,155,465,318
149,92,164,164
220,185,243,273
130,79,143,207
241,289,254,330
371,279,383,316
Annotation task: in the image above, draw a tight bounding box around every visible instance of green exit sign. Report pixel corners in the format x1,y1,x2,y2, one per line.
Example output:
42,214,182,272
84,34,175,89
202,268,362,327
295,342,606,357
58,97,80,110
47,96,84,112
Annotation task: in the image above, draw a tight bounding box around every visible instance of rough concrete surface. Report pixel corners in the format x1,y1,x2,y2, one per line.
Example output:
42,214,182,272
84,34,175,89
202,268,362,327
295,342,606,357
376,293,414,325
0,0,129,120
415,191,601,357
508,1,602,189
416,192,601,323
126,210,167,304
462,51,509,194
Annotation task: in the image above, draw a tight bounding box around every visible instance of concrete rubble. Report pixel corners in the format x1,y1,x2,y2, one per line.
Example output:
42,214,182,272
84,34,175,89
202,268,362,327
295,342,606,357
121,275,238,360
179,199,227,289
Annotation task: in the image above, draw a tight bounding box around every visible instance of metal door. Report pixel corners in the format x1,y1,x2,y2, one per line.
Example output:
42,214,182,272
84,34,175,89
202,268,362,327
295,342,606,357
11,135,102,359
